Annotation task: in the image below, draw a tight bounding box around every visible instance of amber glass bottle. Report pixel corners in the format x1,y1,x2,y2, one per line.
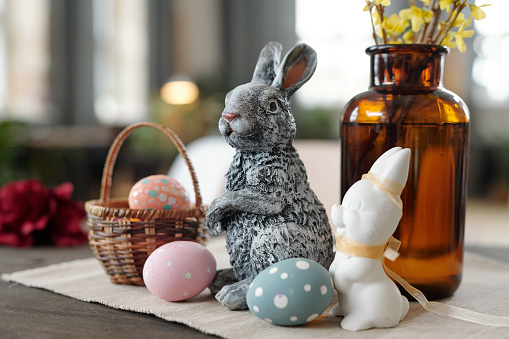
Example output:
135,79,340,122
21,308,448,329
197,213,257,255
340,45,470,299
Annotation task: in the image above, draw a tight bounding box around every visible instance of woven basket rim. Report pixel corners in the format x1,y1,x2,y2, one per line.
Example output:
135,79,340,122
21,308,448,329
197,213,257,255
85,198,206,220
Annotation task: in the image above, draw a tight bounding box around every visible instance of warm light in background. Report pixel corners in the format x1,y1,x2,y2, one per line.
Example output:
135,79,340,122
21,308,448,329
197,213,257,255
160,80,200,105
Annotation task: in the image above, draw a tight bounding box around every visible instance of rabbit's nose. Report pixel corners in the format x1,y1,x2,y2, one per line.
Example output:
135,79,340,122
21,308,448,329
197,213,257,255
222,112,236,123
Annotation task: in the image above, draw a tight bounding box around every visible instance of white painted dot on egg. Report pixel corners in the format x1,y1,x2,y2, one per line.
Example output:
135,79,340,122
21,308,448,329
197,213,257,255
184,271,192,280
280,272,288,280
183,292,189,297
162,187,169,192
159,193,168,202
264,318,273,324
295,260,310,270
134,199,139,205
304,284,311,292
253,306,260,312
178,243,184,247
207,267,211,273
144,272,149,279
157,248,165,253
290,316,298,322
168,197,177,205
269,267,278,274
274,294,288,309
166,261,172,267
133,191,138,197
307,313,319,322
320,285,328,295
255,287,263,297
149,199,155,204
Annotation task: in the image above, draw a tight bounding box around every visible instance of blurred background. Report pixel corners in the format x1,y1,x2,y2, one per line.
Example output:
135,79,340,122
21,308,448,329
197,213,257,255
0,0,507,239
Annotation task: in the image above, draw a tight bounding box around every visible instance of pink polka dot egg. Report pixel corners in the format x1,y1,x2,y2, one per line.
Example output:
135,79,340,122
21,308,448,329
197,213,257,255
143,241,216,301
128,174,190,210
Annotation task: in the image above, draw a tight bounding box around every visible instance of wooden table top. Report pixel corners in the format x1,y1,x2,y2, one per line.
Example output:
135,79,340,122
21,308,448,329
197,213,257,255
1,244,507,339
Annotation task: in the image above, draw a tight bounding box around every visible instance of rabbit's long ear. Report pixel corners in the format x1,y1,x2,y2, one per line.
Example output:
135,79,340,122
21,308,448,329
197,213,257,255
251,41,283,85
272,43,317,98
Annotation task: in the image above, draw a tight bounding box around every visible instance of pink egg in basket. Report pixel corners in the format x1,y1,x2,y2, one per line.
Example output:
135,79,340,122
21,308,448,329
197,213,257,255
128,174,190,210
143,241,217,301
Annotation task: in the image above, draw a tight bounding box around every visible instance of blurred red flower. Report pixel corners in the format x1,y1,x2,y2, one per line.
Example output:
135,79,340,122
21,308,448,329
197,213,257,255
0,179,87,247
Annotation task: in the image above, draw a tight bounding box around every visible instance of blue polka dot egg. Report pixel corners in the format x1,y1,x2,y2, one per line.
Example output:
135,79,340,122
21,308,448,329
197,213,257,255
246,258,333,326
128,175,190,210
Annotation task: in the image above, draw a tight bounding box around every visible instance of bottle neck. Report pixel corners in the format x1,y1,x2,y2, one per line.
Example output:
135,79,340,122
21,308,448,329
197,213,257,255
367,45,447,91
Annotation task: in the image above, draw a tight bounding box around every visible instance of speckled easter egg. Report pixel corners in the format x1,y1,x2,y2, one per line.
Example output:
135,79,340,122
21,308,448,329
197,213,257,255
128,175,190,210
246,258,334,326
143,241,216,301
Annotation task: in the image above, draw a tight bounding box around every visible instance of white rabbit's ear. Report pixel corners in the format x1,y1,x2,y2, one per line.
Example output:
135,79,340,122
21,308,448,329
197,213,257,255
272,43,317,98
370,147,402,170
369,147,411,190
251,41,283,85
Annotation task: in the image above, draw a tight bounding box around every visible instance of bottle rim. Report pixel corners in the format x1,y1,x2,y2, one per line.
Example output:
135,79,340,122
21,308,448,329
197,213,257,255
366,44,449,56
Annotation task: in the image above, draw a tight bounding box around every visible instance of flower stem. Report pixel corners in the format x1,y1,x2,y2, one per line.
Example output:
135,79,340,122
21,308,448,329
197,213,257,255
433,0,468,45
419,0,441,43
375,4,388,44
369,3,380,45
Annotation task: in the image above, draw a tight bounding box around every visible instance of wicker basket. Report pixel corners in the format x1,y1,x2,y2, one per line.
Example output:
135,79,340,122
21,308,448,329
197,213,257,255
85,122,208,286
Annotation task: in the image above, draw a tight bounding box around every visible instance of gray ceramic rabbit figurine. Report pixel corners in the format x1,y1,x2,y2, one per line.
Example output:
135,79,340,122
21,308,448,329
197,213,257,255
206,41,334,310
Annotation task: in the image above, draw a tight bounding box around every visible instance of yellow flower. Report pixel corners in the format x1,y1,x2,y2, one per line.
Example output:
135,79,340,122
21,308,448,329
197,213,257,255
423,9,433,23
399,6,424,32
469,4,489,20
382,14,400,33
454,30,474,53
372,10,382,25
395,17,410,35
439,0,454,11
403,31,414,44
363,1,373,12
454,34,466,53
441,34,456,48
452,12,467,28
374,0,391,6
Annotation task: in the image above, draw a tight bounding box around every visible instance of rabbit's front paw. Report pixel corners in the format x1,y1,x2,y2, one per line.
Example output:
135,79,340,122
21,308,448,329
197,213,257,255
207,194,228,223
207,219,224,236
206,205,223,224
206,209,225,236
215,278,252,311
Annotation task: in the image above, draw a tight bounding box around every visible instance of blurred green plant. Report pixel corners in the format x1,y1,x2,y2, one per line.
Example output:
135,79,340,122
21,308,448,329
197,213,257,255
493,137,509,185
0,120,32,187
293,106,338,140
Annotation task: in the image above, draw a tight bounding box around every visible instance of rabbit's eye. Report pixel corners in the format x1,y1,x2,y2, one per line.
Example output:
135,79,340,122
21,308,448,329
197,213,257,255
266,100,279,114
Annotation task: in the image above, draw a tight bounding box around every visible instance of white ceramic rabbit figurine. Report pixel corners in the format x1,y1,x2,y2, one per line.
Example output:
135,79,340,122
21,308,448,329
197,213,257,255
329,147,411,331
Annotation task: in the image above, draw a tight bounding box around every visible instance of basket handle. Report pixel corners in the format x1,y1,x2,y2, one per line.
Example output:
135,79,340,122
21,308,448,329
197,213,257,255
100,122,202,209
